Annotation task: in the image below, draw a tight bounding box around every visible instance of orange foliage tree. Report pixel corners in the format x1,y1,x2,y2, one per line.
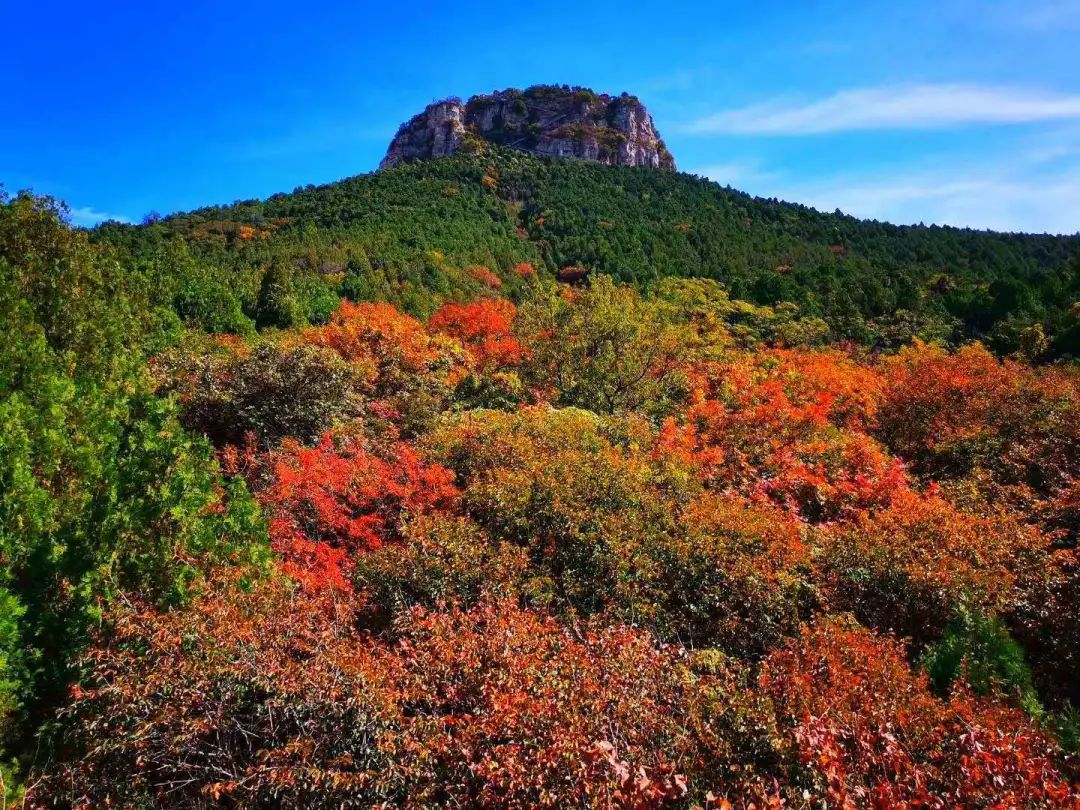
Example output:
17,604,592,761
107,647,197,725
466,264,502,289
303,300,438,384
877,341,1080,512
301,299,465,431
815,487,1050,644
657,350,905,523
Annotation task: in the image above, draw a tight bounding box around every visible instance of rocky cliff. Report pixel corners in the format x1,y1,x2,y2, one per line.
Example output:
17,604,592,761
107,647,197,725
380,85,675,171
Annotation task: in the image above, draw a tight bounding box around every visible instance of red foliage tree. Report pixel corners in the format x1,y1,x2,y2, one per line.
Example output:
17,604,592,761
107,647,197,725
256,432,458,591
466,264,502,289
656,351,907,522
760,618,1077,808
428,298,523,371
33,583,782,808
299,299,466,431
877,341,1080,506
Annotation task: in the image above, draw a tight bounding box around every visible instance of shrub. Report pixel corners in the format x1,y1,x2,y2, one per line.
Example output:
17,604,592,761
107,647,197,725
247,431,458,592
877,341,1080,505
155,339,365,447
656,349,904,522
32,582,781,808
302,300,465,433
353,514,528,624
761,618,1077,807
0,194,267,777
466,264,502,289
425,406,667,615
428,298,523,371
921,607,1041,716
615,493,811,658
516,277,692,415
815,489,1049,645
1009,548,1080,705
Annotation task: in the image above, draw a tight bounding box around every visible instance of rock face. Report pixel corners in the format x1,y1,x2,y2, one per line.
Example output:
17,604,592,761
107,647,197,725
380,85,675,171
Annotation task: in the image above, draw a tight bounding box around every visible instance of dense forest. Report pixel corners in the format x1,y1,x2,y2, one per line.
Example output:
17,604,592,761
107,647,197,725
95,143,1080,355
2,144,1080,806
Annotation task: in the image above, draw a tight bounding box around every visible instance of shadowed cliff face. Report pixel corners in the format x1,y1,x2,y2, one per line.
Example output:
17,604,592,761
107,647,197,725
380,85,675,170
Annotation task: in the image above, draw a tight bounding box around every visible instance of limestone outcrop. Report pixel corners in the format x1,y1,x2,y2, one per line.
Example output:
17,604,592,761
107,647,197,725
380,85,675,170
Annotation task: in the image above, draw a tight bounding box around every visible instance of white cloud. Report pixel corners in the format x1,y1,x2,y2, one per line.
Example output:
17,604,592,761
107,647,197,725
748,153,1080,235
681,84,1080,136
943,0,1080,31
67,206,131,227
688,160,780,188
687,130,1080,234
1002,0,1080,30
788,172,1078,234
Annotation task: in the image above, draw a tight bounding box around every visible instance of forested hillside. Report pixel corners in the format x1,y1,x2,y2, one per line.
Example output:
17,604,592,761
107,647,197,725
96,144,1080,356
3,147,1080,805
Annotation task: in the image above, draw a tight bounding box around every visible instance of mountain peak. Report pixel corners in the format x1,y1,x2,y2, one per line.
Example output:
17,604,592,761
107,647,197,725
380,85,675,171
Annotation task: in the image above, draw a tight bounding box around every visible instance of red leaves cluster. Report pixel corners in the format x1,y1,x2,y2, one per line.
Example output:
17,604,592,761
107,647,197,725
466,264,503,289
385,600,708,807
817,487,1048,638
428,298,523,371
34,584,748,808
760,618,1076,808
255,432,458,591
36,581,1078,808
585,741,688,809
878,341,1080,500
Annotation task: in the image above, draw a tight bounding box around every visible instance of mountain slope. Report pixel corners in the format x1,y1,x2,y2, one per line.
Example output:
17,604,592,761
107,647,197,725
95,145,1080,355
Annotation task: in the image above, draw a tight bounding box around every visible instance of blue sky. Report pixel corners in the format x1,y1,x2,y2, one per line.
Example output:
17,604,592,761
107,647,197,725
3,0,1079,233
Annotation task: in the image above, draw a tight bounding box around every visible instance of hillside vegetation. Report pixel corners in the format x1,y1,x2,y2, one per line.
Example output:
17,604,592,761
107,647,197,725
97,144,1080,356
2,152,1080,805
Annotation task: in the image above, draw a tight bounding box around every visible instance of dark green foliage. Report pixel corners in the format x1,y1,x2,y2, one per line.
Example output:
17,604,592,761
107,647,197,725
255,260,304,328
92,147,1079,355
0,588,24,738
155,239,254,335
922,607,1040,715
1054,704,1080,755
0,192,268,787
501,154,1077,353
96,154,544,322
